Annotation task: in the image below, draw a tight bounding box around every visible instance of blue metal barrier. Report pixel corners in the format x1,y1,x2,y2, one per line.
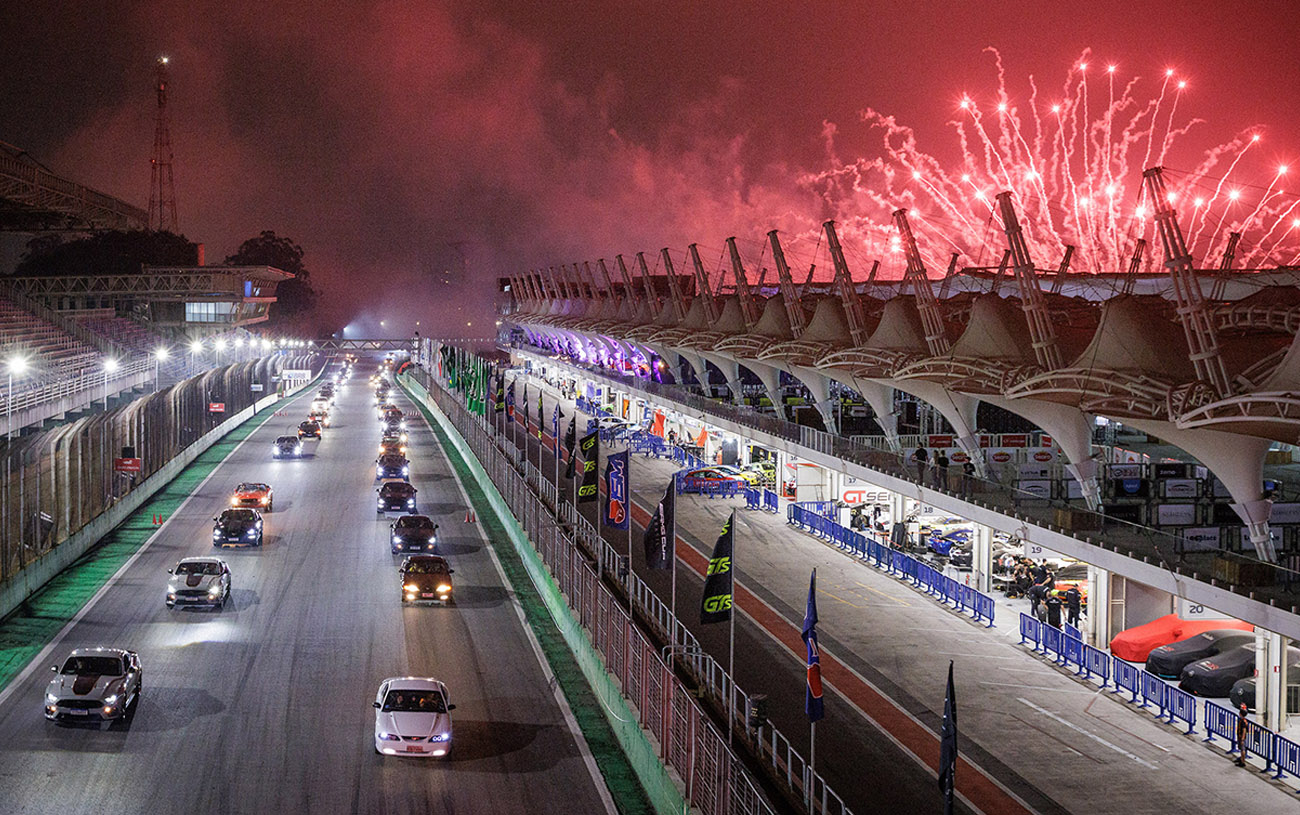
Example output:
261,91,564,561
1273,735,1300,781
1140,671,1167,713
744,487,761,510
1020,613,1042,648
762,489,779,513
970,590,995,627
1064,623,1082,641
1042,625,1063,662
1203,700,1237,749
1244,718,1277,771
1083,644,1110,687
1061,633,1084,672
1112,658,1141,703
1165,686,1197,734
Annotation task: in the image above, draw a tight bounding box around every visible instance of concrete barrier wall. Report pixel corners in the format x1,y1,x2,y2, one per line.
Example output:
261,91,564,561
0,364,323,622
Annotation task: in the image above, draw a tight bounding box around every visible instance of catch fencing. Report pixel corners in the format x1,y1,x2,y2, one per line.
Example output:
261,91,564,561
1019,612,1300,780
413,365,856,815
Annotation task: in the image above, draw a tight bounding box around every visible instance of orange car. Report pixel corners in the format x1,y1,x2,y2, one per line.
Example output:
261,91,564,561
231,482,274,512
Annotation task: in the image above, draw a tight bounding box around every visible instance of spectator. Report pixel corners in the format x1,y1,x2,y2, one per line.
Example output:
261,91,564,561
910,446,928,483
1064,584,1083,627
1235,704,1249,766
961,459,976,495
933,449,949,490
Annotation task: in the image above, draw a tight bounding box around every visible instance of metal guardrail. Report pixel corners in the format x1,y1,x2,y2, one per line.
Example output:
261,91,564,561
413,364,855,815
0,356,153,414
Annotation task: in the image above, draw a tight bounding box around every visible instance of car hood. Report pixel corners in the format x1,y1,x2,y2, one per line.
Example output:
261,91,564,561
172,573,221,591
404,573,451,589
395,529,436,540
377,710,452,739
48,673,125,699
217,519,257,533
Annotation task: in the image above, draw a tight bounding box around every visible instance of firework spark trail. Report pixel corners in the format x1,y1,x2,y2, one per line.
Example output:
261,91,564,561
1256,198,1300,264
1188,136,1257,256
1157,81,1187,165
1140,70,1173,175
1235,171,1285,244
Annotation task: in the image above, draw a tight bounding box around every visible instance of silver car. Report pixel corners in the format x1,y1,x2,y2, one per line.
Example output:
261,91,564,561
373,677,455,757
166,557,231,609
45,647,142,728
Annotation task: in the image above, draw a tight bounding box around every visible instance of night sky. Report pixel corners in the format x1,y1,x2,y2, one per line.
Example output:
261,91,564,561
3,1,1299,334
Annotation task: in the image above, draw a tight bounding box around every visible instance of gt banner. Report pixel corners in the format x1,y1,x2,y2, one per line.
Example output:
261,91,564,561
643,480,675,569
700,512,734,624
564,417,578,479
603,450,629,529
577,430,599,503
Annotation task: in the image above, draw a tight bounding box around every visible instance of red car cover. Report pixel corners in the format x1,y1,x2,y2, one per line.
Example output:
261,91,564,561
1110,614,1253,662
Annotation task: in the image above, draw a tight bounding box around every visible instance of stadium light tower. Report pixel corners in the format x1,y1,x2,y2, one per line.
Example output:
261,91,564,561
103,358,119,409
7,356,30,440
154,347,169,392
148,56,179,233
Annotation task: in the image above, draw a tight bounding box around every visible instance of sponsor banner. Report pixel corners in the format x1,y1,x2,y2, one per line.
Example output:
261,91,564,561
977,435,993,448
250,383,264,392
949,450,970,464
1162,478,1199,499
282,369,313,380
1064,479,1084,500
1030,449,1056,463
1178,527,1221,552
1018,479,1052,499
1153,462,1191,479
985,448,1016,465
577,431,599,503
1108,463,1143,480
1271,503,1300,525
1103,503,1145,523
1040,435,1053,447
1018,462,1052,478
113,457,142,473
840,487,891,506
1155,503,1197,526
700,513,735,624
208,402,226,413
927,434,954,449
1112,478,1150,498
1001,434,1029,448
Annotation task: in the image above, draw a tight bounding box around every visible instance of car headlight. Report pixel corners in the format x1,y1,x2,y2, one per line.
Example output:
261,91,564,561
45,692,58,705
436,584,451,593
378,731,401,741
378,499,385,506
246,529,258,537
429,734,450,742
404,583,419,591
230,497,239,506
402,467,409,476
103,694,118,706
393,535,401,543
208,585,222,596
407,498,415,506
261,497,269,504
213,530,222,539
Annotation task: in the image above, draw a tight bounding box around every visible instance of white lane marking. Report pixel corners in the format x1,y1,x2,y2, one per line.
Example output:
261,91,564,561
1016,697,1159,769
416,391,619,815
0,386,313,710
982,682,1097,694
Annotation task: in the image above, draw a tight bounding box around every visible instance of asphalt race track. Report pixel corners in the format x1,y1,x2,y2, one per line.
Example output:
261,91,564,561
0,368,612,815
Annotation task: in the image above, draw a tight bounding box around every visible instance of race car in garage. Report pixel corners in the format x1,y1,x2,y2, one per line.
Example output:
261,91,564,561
166,557,231,609
45,647,141,727
1145,629,1256,679
212,508,264,547
376,453,410,481
231,482,273,511
1229,652,1300,710
272,435,304,458
1178,643,1274,697
377,480,418,514
391,515,438,553
399,555,454,605
373,677,455,756
679,467,746,493
1110,615,1253,662
927,528,970,557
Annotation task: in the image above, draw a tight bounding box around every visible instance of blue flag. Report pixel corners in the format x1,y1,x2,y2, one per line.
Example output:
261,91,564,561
506,379,516,419
938,660,957,808
603,450,630,530
801,569,824,722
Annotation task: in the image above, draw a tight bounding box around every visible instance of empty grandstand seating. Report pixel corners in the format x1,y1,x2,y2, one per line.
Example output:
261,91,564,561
0,297,103,389
74,311,160,356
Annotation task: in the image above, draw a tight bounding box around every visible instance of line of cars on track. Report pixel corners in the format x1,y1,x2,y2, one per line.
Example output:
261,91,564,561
43,362,351,730
369,365,458,756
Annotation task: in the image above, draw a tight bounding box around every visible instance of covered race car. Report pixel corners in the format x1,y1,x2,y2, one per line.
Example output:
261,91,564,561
1229,651,1300,710
1145,629,1256,679
1178,643,1275,697
231,482,273,511
1110,614,1253,662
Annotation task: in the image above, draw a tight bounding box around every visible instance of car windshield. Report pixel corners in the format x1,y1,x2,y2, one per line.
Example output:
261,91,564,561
396,517,432,529
176,561,221,576
62,656,123,676
381,456,405,465
381,484,414,496
382,689,447,713
222,509,257,522
276,437,297,445
236,483,266,493
405,559,449,574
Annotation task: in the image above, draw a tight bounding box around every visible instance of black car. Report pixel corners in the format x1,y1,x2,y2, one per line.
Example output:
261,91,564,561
212,508,264,547
377,481,418,514
376,453,410,481
272,435,303,458
391,515,439,553
298,420,322,440
1145,630,1256,679
1179,644,1259,697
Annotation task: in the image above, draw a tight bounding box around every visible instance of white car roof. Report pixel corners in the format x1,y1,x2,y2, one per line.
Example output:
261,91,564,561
67,646,131,659
177,556,225,566
381,677,447,693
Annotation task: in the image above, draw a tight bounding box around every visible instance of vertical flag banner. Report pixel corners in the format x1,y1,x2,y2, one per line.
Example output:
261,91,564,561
577,430,599,503
603,450,630,530
564,416,578,479
694,426,708,448
537,390,544,438
802,569,824,722
552,403,564,449
494,372,505,413
938,660,958,813
506,379,516,420
643,480,675,569
521,384,529,427
700,512,735,624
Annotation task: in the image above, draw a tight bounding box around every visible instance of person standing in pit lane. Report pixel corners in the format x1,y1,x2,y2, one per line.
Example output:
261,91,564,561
1064,584,1083,627
1236,703,1249,766
1044,591,1064,629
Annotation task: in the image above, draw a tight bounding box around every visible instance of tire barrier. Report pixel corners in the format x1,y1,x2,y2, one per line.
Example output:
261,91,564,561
1022,613,1299,778
786,503,996,627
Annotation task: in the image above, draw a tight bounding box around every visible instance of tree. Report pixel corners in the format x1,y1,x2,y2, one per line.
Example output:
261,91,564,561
226,231,319,330
14,230,199,276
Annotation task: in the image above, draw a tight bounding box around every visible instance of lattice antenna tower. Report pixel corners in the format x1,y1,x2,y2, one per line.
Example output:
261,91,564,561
148,56,178,233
